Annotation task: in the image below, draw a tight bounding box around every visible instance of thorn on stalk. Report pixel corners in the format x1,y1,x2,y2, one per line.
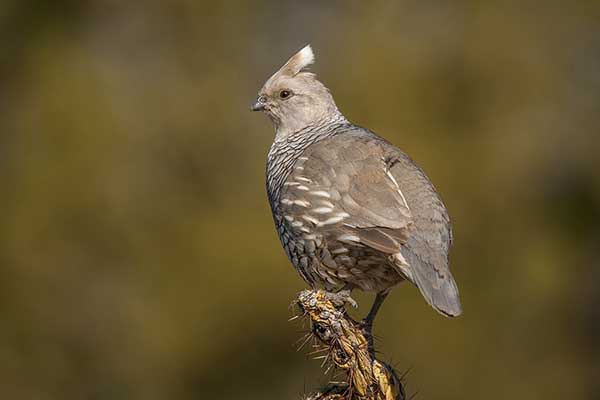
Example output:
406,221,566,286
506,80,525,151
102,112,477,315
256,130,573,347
296,333,314,352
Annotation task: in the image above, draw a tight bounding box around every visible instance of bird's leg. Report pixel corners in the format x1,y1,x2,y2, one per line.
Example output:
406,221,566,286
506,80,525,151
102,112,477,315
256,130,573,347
360,289,391,352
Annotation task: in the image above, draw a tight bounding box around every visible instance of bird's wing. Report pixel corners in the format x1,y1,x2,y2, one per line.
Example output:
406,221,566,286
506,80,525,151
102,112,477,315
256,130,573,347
279,131,413,254
386,145,461,316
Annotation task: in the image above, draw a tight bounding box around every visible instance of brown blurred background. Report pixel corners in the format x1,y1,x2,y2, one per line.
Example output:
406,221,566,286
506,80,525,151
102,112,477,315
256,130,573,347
1,1,599,399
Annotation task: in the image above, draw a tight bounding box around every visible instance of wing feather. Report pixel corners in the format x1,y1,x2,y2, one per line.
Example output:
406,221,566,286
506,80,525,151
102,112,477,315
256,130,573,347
280,131,413,253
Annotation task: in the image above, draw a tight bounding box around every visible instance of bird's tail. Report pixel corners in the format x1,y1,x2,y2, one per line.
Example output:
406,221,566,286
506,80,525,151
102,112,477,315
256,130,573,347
395,251,462,317
414,266,462,317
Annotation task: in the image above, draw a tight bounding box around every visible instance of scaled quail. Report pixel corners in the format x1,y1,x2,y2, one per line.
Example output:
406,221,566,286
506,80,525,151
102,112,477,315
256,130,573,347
252,45,462,327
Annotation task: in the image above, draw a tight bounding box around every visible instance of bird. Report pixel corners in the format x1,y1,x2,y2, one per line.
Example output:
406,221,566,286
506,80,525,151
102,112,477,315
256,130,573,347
251,45,462,334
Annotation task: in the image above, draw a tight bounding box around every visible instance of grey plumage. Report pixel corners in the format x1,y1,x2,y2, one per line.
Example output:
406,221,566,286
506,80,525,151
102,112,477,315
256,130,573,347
254,45,462,317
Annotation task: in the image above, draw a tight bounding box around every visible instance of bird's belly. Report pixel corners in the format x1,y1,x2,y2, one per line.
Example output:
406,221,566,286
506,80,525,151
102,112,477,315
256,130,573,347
278,220,403,292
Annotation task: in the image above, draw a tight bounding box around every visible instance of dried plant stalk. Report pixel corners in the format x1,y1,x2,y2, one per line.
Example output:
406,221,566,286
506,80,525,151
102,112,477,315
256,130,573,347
296,290,405,400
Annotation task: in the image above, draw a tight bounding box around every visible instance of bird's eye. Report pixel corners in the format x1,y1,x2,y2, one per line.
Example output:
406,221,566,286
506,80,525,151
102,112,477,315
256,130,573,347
279,90,291,99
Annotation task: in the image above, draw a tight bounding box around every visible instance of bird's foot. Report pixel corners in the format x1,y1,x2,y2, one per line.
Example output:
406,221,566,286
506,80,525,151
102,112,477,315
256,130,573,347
325,289,358,309
358,319,376,354
358,317,374,337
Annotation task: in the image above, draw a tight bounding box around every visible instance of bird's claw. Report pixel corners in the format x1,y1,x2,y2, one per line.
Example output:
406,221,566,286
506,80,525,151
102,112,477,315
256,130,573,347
326,289,358,309
358,319,373,335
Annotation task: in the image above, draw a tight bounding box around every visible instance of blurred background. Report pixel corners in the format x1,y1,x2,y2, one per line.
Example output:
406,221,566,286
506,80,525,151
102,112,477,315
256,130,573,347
1,1,599,399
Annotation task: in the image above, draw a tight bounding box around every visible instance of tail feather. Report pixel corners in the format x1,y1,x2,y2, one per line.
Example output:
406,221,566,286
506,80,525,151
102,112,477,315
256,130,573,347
413,266,462,317
397,249,462,317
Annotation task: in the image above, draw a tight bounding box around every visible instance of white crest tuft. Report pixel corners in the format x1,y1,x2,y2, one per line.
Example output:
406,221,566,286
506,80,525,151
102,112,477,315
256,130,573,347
296,45,315,70
276,44,315,77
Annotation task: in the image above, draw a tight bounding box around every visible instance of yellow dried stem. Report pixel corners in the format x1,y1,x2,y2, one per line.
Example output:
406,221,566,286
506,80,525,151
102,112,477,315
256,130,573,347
297,290,405,400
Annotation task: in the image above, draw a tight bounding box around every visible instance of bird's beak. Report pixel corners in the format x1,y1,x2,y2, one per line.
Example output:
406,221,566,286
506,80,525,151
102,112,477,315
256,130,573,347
251,96,266,112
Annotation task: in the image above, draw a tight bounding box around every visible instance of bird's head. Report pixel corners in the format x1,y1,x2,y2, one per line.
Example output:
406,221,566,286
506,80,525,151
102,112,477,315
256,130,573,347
252,45,342,137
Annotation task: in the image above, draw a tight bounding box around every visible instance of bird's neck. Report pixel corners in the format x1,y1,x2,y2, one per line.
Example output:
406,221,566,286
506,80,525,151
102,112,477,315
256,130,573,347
273,109,346,143
266,117,349,206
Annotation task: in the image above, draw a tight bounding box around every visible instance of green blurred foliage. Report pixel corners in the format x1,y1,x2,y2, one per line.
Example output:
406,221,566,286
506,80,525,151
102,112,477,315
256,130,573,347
1,1,599,399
